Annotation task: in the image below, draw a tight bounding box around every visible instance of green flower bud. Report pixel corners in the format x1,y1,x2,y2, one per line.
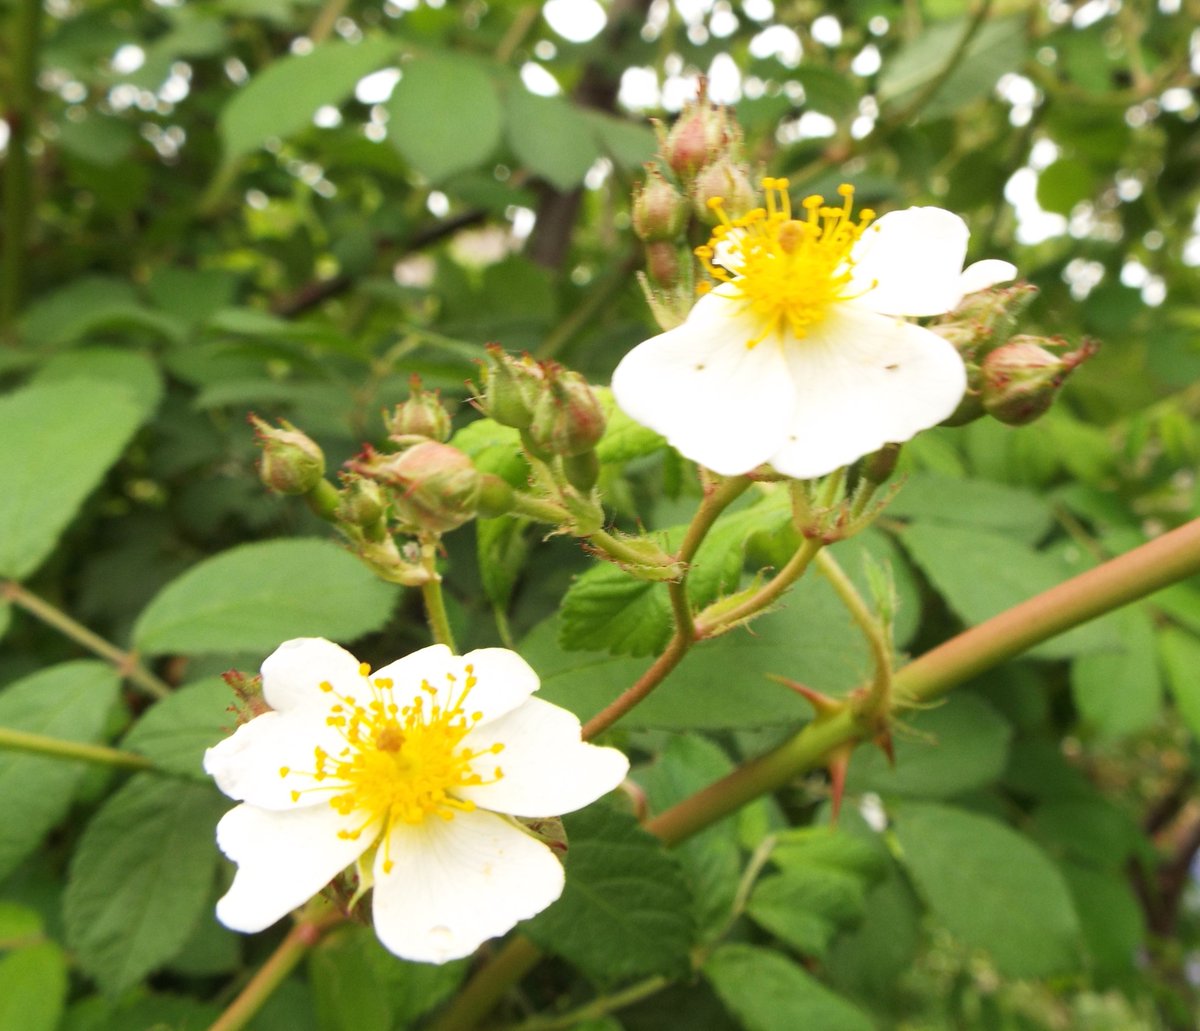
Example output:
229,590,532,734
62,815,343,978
385,374,452,444
478,345,542,430
981,336,1099,426
563,450,600,493
929,282,1039,363
527,365,606,458
352,442,481,534
632,169,689,242
477,474,516,518
251,415,325,495
337,477,387,529
692,157,756,224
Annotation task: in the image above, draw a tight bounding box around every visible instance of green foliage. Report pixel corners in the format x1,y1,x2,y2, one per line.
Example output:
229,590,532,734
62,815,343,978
0,942,68,1031
120,678,234,779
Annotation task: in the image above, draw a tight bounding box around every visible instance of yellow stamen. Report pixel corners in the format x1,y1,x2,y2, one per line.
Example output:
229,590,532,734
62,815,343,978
695,178,876,348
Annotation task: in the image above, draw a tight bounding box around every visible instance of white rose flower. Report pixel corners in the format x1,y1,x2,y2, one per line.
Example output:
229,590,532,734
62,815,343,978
204,638,629,963
612,179,1017,479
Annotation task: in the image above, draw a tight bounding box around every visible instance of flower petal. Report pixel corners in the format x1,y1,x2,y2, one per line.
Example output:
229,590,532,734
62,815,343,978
611,289,795,475
457,698,628,817
261,638,364,712
214,803,375,933
769,306,967,479
958,258,1017,297
848,207,970,317
367,643,454,708
204,709,349,811
371,810,564,963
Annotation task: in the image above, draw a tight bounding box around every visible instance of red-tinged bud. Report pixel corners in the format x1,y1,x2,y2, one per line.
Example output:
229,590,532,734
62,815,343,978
478,344,542,430
250,415,325,495
929,282,1039,363
692,158,756,224
632,168,688,242
526,365,607,458
352,441,481,534
662,80,732,180
337,477,387,529
385,374,452,444
644,240,681,288
981,336,1100,426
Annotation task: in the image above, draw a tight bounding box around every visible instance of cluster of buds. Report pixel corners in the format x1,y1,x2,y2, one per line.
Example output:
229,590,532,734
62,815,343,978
931,284,1099,427
477,345,606,493
633,79,756,330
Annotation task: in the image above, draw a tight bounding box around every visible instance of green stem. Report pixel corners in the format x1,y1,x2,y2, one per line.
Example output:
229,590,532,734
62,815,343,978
586,525,679,571
509,491,570,525
207,904,344,1031
2,581,171,699
420,578,457,652
439,516,1200,1029
0,726,154,771
504,974,670,1031
694,536,823,638
814,549,892,712
1,0,42,333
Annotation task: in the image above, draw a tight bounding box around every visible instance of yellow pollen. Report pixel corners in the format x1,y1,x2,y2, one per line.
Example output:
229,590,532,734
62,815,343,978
696,178,876,348
285,667,505,866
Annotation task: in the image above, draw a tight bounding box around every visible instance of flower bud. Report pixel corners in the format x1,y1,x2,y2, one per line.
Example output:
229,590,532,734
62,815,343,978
980,336,1099,426
251,415,325,495
526,365,607,459
632,169,689,242
337,477,387,529
477,474,516,518
692,157,756,224
352,442,481,534
662,80,733,181
385,374,452,444
643,241,681,288
563,450,600,493
929,282,1039,363
478,345,542,430
939,362,985,427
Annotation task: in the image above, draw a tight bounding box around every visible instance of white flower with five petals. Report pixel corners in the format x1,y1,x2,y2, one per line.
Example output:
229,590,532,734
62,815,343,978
612,179,1017,479
204,638,628,963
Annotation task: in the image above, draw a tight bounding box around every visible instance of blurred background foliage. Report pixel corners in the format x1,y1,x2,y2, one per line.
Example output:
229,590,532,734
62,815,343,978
2,0,1200,1028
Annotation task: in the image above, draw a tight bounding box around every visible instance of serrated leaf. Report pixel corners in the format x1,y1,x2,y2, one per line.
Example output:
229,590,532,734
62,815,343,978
220,38,396,159
0,662,120,880
887,473,1054,544
558,563,672,657
1070,604,1162,738
506,88,599,191
704,944,874,1031
894,802,1081,977
387,54,503,181
120,678,234,779
524,803,694,981
63,774,228,994
845,693,1012,799
0,381,146,580
132,539,398,656
898,522,1109,659
1158,627,1200,741
0,942,68,1031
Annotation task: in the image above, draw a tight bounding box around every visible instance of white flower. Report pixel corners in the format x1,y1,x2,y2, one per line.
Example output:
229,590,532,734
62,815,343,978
204,638,628,963
612,179,1017,479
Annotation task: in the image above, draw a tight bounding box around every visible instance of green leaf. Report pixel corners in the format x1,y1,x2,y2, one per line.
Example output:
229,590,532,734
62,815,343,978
894,802,1081,977
594,387,666,464
30,347,164,421
120,678,233,779
220,37,397,159
0,662,120,880
476,517,531,613
387,55,502,181
1037,158,1097,215
63,774,228,994
898,522,1109,659
132,539,398,656
1027,798,1142,873
450,418,528,487
0,381,147,580
506,88,600,191
1070,604,1162,738
1158,627,1200,741
558,562,673,657
794,66,860,119
1060,864,1144,980
0,942,68,1031
524,803,694,981
878,16,1027,120
581,110,656,168
704,944,874,1031
18,277,180,347
845,693,1012,799
887,473,1054,545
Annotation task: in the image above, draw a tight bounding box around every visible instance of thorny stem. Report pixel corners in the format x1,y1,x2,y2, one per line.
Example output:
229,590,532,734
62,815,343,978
0,726,154,771
814,549,893,716
437,517,1200,1029
2,581,172,699
207,902,345,1031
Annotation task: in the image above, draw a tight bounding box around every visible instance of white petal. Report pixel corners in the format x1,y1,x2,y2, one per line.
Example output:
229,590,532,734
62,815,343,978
848,207,970,317
261,638,364,712
371,810,564,963
768,305,967,479
214,803,374,933
611,290,796,475
457,698,628,817
959,258,1017,297
367,643,454,711
203,709,349,811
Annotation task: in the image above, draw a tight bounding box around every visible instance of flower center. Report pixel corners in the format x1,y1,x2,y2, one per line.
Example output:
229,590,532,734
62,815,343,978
695,178,875,348
281,662,504,872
